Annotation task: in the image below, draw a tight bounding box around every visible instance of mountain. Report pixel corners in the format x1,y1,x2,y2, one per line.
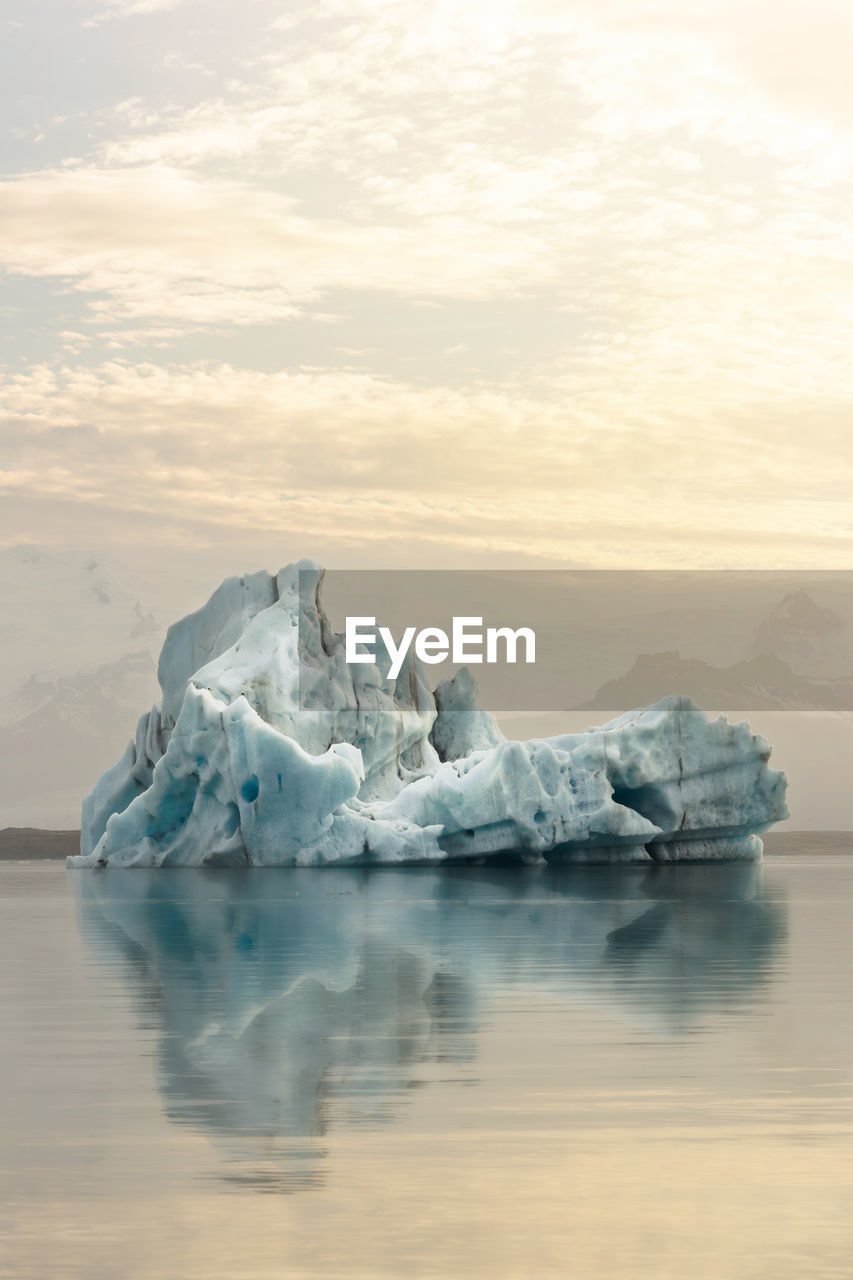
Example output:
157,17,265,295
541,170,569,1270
0,543,202,827
0,650,159,828
752,588,851,678
577,650,853,712
0,545,172,692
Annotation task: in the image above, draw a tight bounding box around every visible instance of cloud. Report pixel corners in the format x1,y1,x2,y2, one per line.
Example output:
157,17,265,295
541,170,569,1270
1,357,851,568
2,0,853,570
83,0,193,26
0,165,552,328
3,0,851,379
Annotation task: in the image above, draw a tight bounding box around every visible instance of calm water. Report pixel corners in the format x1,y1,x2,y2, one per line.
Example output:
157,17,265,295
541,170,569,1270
1,853,853,1279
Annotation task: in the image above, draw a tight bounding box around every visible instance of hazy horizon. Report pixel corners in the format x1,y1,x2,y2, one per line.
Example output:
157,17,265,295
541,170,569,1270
2,549,852,831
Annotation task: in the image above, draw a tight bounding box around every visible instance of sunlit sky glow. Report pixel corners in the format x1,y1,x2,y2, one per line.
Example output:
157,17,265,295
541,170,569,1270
2,0,852,570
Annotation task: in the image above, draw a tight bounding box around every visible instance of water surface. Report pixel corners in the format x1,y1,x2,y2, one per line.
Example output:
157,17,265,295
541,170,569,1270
1,852,852,1278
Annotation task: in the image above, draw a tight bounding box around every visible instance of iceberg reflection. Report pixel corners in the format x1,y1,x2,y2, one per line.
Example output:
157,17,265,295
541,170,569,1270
76,863,786,1190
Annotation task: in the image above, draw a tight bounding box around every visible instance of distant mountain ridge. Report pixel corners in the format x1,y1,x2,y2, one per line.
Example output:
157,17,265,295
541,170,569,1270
0,544,200,826
577,650,853,711
752,587,850,677
5,557,853,826
0,651,158,827
578,588,853,711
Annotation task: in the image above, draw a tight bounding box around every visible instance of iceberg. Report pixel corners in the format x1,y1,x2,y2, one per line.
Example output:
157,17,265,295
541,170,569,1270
69,561,789,868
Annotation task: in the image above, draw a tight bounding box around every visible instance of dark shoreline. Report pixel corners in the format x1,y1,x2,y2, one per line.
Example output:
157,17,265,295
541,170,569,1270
2,827,851,862
0,828,81,860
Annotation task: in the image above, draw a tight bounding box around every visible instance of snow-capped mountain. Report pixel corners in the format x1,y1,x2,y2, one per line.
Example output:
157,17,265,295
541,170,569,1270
0,544,195,695
578,650,853,712
752,588,852,678
579,586,853,712
0,544,203,827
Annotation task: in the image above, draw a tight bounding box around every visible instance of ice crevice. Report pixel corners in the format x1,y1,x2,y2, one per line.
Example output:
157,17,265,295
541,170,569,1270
69,561,789,869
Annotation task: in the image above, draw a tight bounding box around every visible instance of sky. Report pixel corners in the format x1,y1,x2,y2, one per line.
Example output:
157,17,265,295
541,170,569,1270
2,0,853,573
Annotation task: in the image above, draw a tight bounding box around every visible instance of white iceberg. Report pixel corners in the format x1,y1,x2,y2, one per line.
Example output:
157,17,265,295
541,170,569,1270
69,561,789,868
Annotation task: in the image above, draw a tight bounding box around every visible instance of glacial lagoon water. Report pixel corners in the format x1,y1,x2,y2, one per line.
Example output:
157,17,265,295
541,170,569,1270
1,852,853,1279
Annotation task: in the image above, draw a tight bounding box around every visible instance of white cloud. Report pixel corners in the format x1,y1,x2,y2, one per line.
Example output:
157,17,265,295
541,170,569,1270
2,0,853,569
2,0,850,382
0,166,551,328
83,0,193,27
1,358,851,568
